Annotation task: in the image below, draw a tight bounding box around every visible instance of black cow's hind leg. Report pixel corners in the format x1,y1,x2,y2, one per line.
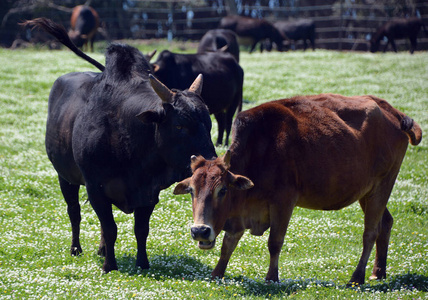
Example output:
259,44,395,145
134,205,155,270
59,176,82,256
214,112,226,146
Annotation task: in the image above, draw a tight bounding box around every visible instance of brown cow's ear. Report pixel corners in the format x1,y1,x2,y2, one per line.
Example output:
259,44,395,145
149,74,174,103
173,178,191,195
228,172,254,190
188,74,203,96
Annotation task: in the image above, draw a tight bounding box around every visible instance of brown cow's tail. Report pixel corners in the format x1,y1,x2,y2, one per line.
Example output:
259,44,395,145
20,18,105,72
401,116,423,146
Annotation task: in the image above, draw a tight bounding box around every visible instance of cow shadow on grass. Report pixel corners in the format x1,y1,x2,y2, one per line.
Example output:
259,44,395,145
107,254,428,296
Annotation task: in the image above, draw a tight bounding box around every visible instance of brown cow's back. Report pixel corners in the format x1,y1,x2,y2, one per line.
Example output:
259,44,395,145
229,94,418,211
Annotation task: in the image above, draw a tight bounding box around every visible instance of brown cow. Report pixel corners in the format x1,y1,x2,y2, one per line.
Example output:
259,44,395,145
370,17,427,54
69,5,99,52
174,94,422,285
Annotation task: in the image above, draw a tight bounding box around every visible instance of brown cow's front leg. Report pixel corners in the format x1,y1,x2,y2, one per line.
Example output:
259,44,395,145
212,230,244,279
134,205,155,270
266,204,294,282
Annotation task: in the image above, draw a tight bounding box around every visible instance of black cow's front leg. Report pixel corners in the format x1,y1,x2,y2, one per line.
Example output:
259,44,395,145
88,187,118,273
58,176,82,256
134,205,155,270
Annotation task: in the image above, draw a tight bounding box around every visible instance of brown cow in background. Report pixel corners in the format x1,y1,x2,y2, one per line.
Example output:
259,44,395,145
69,5,99,52
369,17,427,54
174,94,422,285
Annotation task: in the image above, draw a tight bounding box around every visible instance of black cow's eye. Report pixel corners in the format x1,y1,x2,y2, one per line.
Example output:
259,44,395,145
176,125,183,130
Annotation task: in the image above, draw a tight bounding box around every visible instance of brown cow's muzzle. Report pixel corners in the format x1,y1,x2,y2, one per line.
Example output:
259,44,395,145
191,224,216,250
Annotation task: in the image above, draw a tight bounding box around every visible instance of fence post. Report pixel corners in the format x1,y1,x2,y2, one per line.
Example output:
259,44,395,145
339,0,343,51
225,0,238,15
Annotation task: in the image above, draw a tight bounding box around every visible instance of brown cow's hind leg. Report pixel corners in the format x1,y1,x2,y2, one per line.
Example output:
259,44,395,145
369,208,393,281
350,176,396,285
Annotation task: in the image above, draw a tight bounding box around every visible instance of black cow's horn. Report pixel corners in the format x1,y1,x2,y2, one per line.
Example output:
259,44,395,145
189,74,203,96
149,74,174,103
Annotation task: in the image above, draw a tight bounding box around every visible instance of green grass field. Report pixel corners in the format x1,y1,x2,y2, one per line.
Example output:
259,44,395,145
0,42,427,299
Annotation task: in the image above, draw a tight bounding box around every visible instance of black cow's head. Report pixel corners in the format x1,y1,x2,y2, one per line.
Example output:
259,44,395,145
137,74,217,175
151,50,179,89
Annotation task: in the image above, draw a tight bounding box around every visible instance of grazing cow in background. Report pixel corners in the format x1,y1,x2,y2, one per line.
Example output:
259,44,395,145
174,93,422,284
69,5,99,52
22,18,216,273
198,29,240,62
219,15,286,53
369,17,427,54
152,50,244,146
274,19,316,51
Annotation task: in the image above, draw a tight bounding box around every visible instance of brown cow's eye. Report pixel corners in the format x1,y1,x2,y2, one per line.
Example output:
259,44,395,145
218,187,227,198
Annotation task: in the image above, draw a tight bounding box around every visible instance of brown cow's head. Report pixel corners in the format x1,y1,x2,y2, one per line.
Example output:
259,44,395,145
174,151,253,250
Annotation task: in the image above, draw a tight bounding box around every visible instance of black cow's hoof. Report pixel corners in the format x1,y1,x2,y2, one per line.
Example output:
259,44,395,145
70,246,82,256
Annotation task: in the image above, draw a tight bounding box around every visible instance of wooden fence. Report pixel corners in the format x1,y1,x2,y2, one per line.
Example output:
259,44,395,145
3,1,428,52
116,1,428,51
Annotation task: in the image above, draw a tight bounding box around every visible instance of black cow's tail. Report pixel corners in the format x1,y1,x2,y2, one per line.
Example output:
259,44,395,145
20,18,105,72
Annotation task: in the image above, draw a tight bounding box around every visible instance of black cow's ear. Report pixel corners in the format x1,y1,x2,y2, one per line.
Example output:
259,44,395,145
136,109,165,124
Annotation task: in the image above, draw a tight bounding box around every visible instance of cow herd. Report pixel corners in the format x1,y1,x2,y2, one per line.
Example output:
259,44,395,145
22,8,423,287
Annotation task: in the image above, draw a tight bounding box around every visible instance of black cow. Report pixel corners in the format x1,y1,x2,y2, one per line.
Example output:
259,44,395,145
152,50,244,146
370,17,427,54
197,29,240,62
219,15,286,53
274,19,316,51
23,18,216,273
69,5,99,52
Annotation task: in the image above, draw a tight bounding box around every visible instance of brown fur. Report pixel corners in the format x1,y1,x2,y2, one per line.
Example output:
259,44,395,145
174,93,422,284
69,5,99,52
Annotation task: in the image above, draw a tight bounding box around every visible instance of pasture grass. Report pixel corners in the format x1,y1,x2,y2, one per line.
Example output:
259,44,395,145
0,42,427,299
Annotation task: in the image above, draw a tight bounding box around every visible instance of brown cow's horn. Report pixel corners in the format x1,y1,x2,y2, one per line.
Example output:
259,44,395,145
223,150,231,169
149,74,174,103
189,74,203,96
